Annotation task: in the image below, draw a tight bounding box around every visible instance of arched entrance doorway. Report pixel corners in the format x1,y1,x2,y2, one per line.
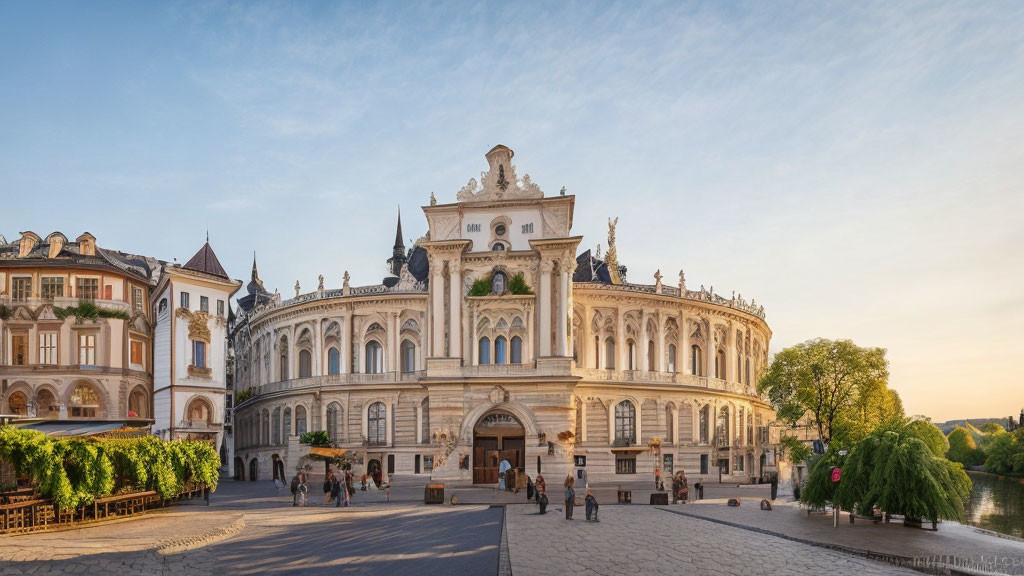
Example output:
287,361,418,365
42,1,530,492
249,458,259,481
234,456,245,481
367,459,382,488
271,454,285,482
473,411,525,485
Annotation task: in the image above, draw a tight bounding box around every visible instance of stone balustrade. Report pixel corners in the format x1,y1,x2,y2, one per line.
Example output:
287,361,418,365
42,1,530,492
571,367,757,397
0,295,133,313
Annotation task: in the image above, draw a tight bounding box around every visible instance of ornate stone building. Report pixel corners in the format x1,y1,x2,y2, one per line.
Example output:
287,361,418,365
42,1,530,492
230,145,775,486
0,232,239,458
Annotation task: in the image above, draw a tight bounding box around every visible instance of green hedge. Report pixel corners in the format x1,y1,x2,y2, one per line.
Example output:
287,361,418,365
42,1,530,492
54,300,131,321
0,426,219,510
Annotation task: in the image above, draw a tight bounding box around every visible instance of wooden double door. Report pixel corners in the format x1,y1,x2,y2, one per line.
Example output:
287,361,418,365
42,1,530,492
473,435,525,484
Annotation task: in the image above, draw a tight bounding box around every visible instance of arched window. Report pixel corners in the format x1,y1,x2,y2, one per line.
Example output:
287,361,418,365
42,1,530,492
328,347,341,375
261,409,270,443
365,341,384,374
128,388,148,418
594,336,600,368
699,405,710,444
614,400,636,445
627,341,636,370
495,336,507,365
665,405,675,444
746,358,751,386
272,407,281,444
327,402,341,443
368,401,386,446
667,344,677,373
604,338,615,369
283,407,292,439
510,336,523,364
279,349,288,381
479,337,491,365
295,405,307,436
69,383,100,418
737,355,742,383
420,398,430,444
691,345,702,376
6,391,28,416
647,340,656,371
36,389,57,418
401,340,415,373
299,349,312,378
718,406,730,445
716,350,726,379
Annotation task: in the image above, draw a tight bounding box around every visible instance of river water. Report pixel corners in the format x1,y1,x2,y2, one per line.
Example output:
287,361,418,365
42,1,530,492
965,471,1024,538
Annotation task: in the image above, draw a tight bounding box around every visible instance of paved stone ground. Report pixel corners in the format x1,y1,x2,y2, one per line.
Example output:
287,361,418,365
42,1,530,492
504,503,920,576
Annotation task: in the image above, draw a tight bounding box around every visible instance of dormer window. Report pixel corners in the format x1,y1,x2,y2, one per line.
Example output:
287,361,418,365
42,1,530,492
492,242,507,252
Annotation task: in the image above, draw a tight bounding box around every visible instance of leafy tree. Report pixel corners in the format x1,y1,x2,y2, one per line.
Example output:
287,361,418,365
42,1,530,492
300,430,330,446
983,429,1024,475
981,422,1007,435
780,434,812,465
803,419,972,524
904,417,948,458
758,339,893,447
946,426,985,466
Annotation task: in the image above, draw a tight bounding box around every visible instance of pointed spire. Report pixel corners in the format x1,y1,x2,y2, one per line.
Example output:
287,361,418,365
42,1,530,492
251,252,259,280
387,207,408,278
394,206,405,251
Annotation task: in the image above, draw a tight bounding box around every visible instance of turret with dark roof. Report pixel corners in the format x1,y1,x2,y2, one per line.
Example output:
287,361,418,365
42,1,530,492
183,239,229,279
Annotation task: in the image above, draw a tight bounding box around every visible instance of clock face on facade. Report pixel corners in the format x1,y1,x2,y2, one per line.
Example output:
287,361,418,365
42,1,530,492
495,224,506,237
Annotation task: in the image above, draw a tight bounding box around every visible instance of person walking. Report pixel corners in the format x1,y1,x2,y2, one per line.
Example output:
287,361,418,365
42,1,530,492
585,489,599,522
290,471,300,507
526,475,534,501
564,475,576,520
331,473,342,507
297,470,308,507
536,474,547,514
324,472,334,505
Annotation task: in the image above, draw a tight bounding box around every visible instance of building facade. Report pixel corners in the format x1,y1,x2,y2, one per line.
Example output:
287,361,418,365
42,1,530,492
231,145,776,486
0,232,239,460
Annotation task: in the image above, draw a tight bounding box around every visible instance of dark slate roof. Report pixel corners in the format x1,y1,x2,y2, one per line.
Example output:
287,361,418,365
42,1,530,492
0,235,157,282
407,245,429,282
183,242,229,279
573,249,612,284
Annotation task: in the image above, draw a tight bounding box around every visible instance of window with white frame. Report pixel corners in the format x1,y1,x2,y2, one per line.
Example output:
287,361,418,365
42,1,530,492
42,277,64,299
200,296,209,313
133,287,144,313
193,340,207,368
365,341,384,374
39,333,57,365
615,400,636,445
78,334,96,365
180,291,190,309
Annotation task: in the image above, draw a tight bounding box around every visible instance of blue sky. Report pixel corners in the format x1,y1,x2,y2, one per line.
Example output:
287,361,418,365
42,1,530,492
2,1,1022,421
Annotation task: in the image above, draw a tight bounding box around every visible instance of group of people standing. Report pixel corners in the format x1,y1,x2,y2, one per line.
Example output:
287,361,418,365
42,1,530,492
288,466,357,507
524,473,599,521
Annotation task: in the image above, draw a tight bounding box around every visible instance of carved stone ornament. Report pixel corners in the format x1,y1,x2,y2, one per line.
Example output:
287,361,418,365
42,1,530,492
456,145,544,202
177,308,212,343
488,385,511,404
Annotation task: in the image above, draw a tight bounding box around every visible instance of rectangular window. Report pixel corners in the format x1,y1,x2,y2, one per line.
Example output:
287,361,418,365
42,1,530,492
133,287,144,313
423,455,434,472
180,292,190,309
11,277,31,301
217,299,224,316
12,334,28,365
79,334,96,365
663,454,673,474
615,456,636,475
200,296,209,313
42,277,64,299
734,455,744,472
130,340,143,366
700,454,709,475
76,278,99,300
39,333,57,365
193,340,207,368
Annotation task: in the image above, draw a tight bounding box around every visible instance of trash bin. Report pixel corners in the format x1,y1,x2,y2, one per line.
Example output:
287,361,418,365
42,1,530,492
649,492,668,505
770,477,778,500
617,489,632,503
694,482,704,500
425,483,444,504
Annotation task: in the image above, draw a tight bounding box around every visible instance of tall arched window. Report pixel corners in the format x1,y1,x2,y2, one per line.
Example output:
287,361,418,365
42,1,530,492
261,409,270,444
328,347,341,375
37,389,57,418
510,336,523,364
627,341,636,370
295,405,307,436
746,358,751,386
691,345,702,376
716,350,726,379
699,405,710,444
737,355,742,383
283,407,292,439
299,349,312,378
604,338,615,369
594,336,600,368
365,341,383,374
614,400,636,445
401,340,415,373
420,398,430,444
718,406,730,445
6,391,28,416
665,405,675,444
279,350,289,381
647,340,656,371
272,407,281,444
479,337,491,365
495,336,507,365
327,402,341,443
667,344,677,373
69,383,101,418
368,401,386,446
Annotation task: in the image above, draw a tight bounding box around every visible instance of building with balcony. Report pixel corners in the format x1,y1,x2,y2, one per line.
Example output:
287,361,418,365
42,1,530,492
0,231,240,459
230,145,776,486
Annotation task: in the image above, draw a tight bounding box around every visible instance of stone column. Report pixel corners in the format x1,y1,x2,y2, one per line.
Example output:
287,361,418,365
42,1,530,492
448,262,462,359
526,309,534,363
313,321,322,376
538,259,552,357
635,400,642,445
681,313,690,374
706,323,715,380
615,308,625,370
416,403,423,444
671,406,679,445
471,305,479,365
431,259,445,357
580,399,588,442
727,323,736,382
606,400,615,444
557,264,569,356
639,316,649,373
579,308,591,368
391,312,400,373
340,313,351,374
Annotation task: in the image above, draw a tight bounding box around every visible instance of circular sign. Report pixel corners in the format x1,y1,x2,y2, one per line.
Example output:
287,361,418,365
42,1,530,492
831,467,842,483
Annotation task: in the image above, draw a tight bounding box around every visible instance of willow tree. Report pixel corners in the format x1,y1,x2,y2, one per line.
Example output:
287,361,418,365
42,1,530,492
758,338,895,448
827,421,971,525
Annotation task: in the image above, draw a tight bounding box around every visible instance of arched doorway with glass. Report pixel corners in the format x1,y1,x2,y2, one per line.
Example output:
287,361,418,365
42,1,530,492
472,411,525,485
367,459,383,488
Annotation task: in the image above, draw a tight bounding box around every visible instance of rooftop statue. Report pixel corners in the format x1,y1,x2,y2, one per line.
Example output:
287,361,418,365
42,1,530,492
605,217,622,284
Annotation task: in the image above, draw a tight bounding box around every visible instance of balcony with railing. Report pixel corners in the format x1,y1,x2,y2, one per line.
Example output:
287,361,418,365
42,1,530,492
236,371,427,408
0,295,133,314
572,367,758,398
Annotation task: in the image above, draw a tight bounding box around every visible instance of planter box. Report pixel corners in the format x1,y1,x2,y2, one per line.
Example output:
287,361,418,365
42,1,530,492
649,492,668,505
424,484,444,504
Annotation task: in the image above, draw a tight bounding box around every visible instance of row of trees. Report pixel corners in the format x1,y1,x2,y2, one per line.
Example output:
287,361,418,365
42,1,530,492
0,426,220,510
759,338,972,525
947,421,1024,475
